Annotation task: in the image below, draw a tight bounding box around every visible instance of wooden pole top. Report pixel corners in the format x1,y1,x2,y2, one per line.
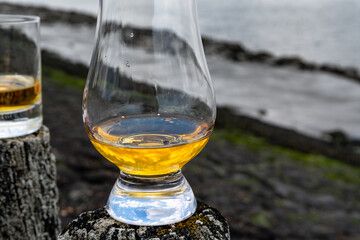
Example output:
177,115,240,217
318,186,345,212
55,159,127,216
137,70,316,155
58,202,230,240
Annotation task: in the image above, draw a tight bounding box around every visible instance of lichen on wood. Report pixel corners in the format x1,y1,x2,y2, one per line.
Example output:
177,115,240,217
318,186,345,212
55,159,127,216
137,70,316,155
58,202,230,240
0,126,61,240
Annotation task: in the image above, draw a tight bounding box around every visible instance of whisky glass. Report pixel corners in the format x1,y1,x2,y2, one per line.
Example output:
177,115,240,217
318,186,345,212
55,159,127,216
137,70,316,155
0,15,42,139
83,0,216,226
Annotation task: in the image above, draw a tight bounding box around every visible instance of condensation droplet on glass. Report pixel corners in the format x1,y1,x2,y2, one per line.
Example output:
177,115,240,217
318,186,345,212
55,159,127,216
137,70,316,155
153,80,160,92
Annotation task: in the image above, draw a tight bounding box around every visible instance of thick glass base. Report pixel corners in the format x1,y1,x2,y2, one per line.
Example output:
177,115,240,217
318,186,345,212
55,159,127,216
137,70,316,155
106,171,197,226
0,104,42,139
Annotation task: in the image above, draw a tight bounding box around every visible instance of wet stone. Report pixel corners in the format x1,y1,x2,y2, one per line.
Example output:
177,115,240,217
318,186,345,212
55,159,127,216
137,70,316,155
58,202,230,240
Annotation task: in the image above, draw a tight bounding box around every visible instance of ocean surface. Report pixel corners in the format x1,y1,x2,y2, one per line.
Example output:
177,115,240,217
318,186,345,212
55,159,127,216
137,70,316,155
3,0,360,69
2,0,360,138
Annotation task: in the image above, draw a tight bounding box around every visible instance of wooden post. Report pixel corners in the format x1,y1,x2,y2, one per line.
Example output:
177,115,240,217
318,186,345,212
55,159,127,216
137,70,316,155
0,126,61,240
58,202,230,240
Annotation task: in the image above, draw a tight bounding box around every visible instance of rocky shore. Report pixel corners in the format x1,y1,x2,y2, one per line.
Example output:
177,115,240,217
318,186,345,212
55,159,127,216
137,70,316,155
39,57,360,239
41,49,360,166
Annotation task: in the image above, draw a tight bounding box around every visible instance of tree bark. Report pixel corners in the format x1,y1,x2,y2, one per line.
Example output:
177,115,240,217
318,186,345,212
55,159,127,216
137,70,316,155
58,202,230,240
0,126,61,240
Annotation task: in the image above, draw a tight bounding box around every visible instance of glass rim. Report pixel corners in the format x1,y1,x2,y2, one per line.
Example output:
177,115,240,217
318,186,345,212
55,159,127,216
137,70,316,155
0,14,40,25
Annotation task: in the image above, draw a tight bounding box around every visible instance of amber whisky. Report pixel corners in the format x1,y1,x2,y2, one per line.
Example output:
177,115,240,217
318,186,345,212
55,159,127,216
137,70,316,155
89,115,212,176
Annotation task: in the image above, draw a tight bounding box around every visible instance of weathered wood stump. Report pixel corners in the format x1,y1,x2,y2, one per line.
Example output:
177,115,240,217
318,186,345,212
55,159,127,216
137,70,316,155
58,202,230,240
0,126,61,240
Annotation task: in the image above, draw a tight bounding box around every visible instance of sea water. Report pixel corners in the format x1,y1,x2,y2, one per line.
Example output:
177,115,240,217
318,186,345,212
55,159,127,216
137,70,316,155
4,0,360,68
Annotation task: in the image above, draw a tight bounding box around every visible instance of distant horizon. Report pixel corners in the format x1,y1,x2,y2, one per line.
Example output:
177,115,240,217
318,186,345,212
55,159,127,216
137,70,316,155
2,0,360,69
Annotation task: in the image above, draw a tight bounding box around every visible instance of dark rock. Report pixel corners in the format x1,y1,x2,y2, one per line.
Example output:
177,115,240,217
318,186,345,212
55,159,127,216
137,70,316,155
42,50,88,78
272,56,304,67
247,51,273,63
322,130,349,147
216,107,360,166
0,3,96,25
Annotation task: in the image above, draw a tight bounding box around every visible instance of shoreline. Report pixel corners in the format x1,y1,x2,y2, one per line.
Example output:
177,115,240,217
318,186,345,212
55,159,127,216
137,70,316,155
41,50,360,165
1,2,360,84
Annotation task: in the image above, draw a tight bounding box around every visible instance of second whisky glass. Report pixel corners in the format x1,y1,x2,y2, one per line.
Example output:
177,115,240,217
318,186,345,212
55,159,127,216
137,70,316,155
0,15,42,138
83,0,216,226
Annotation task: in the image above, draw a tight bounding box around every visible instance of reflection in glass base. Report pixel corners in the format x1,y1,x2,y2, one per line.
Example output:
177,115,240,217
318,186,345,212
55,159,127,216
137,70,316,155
106,171,197,226
0,103,42,139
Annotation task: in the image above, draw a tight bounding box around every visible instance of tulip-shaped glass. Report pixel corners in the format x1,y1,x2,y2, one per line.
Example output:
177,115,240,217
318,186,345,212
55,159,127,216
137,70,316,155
82,0,216,226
